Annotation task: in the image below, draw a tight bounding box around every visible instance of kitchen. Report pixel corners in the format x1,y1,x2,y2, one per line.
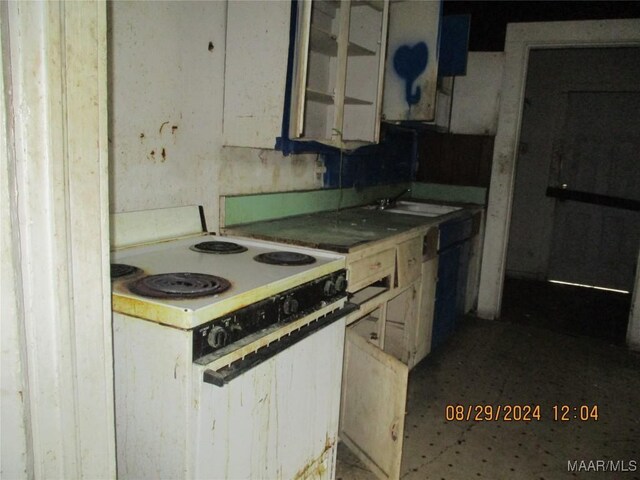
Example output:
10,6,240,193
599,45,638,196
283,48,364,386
2,2,639,479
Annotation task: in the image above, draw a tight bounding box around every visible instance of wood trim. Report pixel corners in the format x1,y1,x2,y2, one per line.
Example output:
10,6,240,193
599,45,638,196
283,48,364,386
332,0,351,146
4,2,116,476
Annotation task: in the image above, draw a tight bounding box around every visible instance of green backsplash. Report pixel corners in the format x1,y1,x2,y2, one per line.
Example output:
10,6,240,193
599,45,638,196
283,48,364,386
221,182,485,227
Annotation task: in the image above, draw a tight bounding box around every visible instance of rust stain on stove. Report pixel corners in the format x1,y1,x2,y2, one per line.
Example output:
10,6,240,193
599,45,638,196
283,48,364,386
294,435,333,479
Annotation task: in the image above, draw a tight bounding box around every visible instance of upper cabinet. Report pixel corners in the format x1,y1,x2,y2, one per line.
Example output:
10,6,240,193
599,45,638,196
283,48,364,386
382,0,441,122
222,0,441,151
290,0,389,149
223,1,292,149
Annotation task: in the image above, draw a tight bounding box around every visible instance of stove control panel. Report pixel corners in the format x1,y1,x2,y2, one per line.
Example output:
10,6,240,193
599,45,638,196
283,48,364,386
192,269,347,362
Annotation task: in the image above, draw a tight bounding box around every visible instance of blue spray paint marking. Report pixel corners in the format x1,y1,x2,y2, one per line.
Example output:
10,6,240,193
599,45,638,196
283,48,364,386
393,42,429,105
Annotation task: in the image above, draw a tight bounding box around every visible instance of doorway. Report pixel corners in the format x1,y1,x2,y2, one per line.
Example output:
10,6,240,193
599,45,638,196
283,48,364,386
503,47,640,343
475,19,640,350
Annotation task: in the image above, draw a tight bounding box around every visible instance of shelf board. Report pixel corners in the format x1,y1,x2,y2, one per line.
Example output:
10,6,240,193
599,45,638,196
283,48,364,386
348,42,376,57
310,25,376,57
352,0,385,12
345,95,373,105
306,88,335,105
314,0,339,18
309,26,338,56
306,88,372,106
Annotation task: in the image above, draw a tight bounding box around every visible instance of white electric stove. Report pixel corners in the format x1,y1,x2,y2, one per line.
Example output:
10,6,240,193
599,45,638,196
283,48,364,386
111,207,355,480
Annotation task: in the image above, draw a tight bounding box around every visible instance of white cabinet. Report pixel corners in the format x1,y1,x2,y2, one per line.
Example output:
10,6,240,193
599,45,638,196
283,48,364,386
222,0,441,150
340,229,437,480
290,0,389,149
222,1,291,149
382,0,441,121
414,257,437,365
341,325,408,480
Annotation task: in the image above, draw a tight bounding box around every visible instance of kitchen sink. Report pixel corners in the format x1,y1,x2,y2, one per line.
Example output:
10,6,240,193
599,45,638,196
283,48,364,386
384,201,462,217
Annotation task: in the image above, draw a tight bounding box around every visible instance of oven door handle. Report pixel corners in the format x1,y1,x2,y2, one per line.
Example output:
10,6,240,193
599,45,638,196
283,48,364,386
203,302,358,387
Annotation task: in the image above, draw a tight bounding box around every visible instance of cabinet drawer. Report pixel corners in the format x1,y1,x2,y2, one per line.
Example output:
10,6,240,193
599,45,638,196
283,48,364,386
396,237,422,288
348,248,395,293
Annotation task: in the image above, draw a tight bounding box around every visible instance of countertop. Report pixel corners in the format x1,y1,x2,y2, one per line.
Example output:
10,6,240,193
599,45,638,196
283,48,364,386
224,203,479,254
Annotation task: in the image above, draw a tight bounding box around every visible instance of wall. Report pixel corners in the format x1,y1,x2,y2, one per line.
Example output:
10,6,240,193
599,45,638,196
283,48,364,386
628,248,640,350
109,1,321,233
506,47,640,278
449,52,504,135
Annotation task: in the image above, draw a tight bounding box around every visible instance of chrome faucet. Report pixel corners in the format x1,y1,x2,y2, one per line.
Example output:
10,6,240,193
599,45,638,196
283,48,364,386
376,188,411,210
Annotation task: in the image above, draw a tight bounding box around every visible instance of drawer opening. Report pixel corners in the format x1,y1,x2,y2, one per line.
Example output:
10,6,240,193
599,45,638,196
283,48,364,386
384,287,414,363
348,304,386,349
349,277,391,306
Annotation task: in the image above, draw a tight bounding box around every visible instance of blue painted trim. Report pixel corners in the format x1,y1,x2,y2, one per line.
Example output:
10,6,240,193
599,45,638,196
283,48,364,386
322,124,417,189
438,15,470,77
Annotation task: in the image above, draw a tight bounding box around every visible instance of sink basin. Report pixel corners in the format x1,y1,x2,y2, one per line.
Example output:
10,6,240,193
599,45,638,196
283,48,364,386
385,201,462,217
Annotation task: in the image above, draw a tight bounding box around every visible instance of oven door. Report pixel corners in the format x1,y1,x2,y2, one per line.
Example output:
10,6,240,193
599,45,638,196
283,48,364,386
193,304,357,480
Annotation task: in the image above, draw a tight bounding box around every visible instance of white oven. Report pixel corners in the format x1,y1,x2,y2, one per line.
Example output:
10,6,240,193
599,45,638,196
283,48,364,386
111,207,356,479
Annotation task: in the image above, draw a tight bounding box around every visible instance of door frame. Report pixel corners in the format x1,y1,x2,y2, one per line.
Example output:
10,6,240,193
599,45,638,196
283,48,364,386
475,19,640,348
2,2,116,476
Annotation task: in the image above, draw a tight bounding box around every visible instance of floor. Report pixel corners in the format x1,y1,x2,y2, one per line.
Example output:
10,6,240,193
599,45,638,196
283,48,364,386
336,281,640,479
501,277,632,345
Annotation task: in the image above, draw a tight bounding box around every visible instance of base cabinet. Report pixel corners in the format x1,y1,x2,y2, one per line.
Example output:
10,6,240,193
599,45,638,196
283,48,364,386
340,231,435,480
340,328,408,480
412,257,438,367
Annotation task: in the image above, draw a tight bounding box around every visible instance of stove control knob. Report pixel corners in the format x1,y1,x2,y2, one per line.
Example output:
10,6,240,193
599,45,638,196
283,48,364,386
283,297,299,315
323,279,336,297
207,326,228,349
334,274,346,293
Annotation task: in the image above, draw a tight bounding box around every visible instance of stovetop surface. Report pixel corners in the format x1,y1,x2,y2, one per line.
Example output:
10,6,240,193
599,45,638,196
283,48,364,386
111,235,345,329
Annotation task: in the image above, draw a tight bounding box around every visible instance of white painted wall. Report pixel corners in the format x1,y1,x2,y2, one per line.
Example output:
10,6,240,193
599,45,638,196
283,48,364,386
108,1,223,229
109,1,321,233
449,52,504,135
218,147,322,196
506,47,640,279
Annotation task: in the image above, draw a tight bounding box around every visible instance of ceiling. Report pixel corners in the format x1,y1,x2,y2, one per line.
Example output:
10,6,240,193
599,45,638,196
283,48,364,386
442,1,640,51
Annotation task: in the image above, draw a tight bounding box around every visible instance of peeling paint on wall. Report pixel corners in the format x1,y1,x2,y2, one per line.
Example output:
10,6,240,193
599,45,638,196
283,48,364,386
109,2,322,235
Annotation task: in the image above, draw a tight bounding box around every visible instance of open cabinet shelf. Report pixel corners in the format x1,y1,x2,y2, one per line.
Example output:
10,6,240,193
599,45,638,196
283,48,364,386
290,0,389,148
310,25,377,57
306,88,373,106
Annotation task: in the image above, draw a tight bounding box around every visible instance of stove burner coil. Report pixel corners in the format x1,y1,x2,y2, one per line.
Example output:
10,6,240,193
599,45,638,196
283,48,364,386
190,241,248,254
128,272,231,299
111,263,141,279
253,251,316,266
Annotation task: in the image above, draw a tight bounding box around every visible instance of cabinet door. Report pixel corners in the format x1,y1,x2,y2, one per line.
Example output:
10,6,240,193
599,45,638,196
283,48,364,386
382,0,441,121
396,236,422,288
433,245,460,348
290,0,389,148
384,283,419,365
223,1,290,148
413,257,438,366
340,328,408,480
